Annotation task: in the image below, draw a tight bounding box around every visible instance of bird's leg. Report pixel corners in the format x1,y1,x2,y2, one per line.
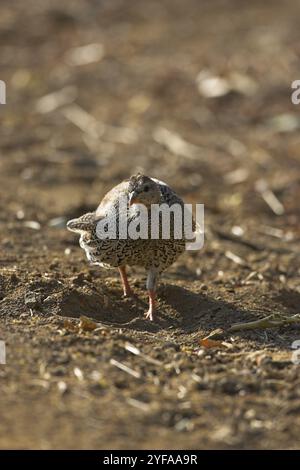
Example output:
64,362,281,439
145,268,158,321
145,289,156,321
118,266,134,297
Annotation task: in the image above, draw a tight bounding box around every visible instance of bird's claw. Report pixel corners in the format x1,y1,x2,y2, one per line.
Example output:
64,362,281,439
144,309,154,321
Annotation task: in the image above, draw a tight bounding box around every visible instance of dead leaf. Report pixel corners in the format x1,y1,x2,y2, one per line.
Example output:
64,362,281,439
63,319,78,333
200,338,226,349
79,315,97,331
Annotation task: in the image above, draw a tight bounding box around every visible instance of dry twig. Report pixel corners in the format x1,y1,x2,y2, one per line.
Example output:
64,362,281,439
205,313,300,340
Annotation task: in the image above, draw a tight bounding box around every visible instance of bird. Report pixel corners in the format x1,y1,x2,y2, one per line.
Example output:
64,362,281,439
66,174,187,321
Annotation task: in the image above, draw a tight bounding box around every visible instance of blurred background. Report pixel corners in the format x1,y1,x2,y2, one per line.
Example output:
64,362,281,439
1,0,300,450
1,0,300,222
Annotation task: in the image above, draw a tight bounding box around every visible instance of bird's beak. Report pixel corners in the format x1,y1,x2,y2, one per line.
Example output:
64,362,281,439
129,191,140,206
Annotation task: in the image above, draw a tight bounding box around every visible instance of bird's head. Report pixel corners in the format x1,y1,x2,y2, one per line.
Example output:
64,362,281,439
128,174,161,207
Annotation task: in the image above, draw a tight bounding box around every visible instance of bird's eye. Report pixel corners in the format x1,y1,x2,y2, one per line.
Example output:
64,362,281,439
144,185,149,192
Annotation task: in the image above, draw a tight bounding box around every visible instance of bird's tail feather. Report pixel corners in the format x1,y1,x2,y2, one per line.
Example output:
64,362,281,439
66,212,97,233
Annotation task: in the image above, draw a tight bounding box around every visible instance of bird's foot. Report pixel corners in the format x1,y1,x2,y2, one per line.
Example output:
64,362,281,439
144,308,154,321
144,289,156,321
123,286,135,298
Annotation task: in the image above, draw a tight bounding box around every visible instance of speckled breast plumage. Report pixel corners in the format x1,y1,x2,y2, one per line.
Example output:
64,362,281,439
80,179,186,272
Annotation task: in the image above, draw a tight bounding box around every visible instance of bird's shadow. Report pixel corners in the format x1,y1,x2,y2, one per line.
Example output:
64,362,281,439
155,284,299,348
55,274,299,348
157,283,250,332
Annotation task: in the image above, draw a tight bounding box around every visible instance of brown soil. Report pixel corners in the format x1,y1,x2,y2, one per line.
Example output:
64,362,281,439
1,0,300,449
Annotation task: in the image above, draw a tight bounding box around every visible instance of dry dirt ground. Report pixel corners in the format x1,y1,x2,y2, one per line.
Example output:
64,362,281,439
1,0,300,449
